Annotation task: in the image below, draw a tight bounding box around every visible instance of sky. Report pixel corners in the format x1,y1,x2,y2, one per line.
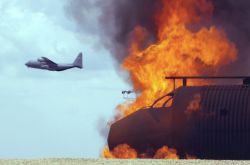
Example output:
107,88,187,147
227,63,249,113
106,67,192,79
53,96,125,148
0,0,129,158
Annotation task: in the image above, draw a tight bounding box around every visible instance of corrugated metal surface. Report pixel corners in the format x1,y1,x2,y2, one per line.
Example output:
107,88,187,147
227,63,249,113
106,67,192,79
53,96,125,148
189,86,250,159
108,85,250,159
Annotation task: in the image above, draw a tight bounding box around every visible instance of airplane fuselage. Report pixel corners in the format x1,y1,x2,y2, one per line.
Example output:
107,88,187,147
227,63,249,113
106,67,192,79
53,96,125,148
25,61,77,71
25,53,83,72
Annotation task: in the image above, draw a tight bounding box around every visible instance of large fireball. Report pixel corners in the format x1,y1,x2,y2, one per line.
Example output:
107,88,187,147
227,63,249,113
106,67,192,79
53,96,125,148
104,0,237,159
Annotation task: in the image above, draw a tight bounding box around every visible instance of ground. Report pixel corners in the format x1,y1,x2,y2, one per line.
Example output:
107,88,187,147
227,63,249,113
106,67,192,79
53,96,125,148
0,159,250,165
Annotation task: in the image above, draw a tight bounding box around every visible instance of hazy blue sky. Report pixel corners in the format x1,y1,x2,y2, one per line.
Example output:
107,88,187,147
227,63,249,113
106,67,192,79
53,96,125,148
0,0,129,158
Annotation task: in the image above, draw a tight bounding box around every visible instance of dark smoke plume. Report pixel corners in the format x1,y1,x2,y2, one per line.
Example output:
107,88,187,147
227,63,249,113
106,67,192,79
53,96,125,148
66,0,250,74
213,0,250,74
99,0,161,62
66,0,161,63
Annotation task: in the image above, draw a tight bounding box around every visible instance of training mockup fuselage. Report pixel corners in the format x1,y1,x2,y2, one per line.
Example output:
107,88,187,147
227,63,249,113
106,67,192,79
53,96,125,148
25,53,83,71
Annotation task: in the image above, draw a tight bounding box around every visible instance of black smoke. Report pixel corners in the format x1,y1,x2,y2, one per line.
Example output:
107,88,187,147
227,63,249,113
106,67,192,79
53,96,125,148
213,0,250,74
65,0,250,74
65,0,161,63
99,0,161,62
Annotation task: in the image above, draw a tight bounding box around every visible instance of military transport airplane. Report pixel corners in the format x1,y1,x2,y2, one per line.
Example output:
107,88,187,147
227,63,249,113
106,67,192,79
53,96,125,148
25,53,83,71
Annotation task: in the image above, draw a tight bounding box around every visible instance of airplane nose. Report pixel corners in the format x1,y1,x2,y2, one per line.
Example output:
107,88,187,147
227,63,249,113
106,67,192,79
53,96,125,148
25,62,29,67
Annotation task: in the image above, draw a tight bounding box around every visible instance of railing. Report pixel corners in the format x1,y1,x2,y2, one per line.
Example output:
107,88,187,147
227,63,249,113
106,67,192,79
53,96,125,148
165,76,250,90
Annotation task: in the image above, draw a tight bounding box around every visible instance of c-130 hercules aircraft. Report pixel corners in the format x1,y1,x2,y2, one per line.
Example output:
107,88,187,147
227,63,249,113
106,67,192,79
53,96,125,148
25,53,83,71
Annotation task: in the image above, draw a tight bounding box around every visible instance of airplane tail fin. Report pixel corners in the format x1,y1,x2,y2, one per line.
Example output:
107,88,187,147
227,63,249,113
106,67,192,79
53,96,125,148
73,52,83,68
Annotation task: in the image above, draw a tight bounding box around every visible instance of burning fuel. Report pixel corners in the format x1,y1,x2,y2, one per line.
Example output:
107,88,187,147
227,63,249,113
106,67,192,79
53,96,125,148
120,0,237,117
66,0,250,160
102,144,138,159
102,144,180,159
104,0,240,159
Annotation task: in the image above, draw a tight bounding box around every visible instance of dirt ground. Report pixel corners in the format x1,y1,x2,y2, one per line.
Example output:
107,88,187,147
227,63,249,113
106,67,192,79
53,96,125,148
0,159,250,165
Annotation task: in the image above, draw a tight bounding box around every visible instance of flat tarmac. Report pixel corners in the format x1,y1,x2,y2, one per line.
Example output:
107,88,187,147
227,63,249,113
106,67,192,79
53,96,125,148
0,159,250,165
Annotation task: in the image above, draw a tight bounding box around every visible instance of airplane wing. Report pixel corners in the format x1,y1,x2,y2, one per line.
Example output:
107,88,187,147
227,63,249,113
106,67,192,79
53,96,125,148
41,57,57,66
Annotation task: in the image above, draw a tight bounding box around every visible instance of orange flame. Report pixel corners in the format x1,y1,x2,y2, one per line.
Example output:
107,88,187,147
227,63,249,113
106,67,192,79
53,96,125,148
119,0,237,117
105,0,238,159
153,146,179,159
102,144,179,159
102,144,138,159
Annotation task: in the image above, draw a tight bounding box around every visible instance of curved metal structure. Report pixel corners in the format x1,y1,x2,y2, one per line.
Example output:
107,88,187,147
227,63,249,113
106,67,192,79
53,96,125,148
108,85,250,159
